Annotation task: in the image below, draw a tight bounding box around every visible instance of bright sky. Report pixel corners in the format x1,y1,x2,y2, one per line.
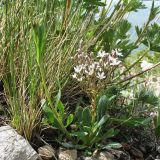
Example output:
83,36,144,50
128,1,160,27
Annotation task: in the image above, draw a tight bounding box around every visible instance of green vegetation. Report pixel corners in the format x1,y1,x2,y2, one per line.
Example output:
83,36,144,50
0,0,160,156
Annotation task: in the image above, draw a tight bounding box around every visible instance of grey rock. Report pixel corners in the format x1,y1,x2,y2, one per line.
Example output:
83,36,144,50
58,149,77,160
83,157,97,160
157,146,160,153
38,145,56,160
98,152,114,160
0,125,39,160
145,155,155,160
111,150,128,160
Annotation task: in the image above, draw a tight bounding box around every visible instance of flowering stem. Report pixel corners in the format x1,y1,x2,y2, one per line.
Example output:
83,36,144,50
91,91,97,120
117,61,160,85
112,50,147,83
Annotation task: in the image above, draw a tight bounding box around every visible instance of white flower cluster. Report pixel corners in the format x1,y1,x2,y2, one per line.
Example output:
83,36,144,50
145,76,160,97
72,49,122,82
120,90,134,99
141,60,153,71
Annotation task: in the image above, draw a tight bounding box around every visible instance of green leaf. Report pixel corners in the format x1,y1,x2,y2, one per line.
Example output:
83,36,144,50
103,128,116,139
55,89,61,107
94,115,109,132
97,95,108,121
103,142,122,150
66,114,74,127
75,106,83,122
56,100,65,117
60,142,86,149
33,21,46,64
111,117,152,127
82,107,92,126
83,126,92,133
84,0,106,7
149,1,160,21
123,0,146,12
97,115,109,127
42,104,54,124
71,132,88,137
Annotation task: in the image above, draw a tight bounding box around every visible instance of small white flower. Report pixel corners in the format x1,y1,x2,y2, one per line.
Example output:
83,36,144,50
85,69,94,76
93,62,100,67
114,49,123,57
72,73,77,79
108,55,121,66
150,112,157,117
108,55,115,61
96,72,106,80
141,60,153,71
72,73,84,82
110,59,121,66
97,51,108,58
74,65,83,73
77,77,84,82
85,63,95,76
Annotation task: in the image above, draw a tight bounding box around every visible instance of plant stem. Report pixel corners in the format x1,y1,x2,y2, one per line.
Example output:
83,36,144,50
39,63,71,140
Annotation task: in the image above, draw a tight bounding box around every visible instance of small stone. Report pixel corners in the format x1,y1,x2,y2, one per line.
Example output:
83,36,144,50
145,155,155,160
111,150,128,160
92,149,99,158
98,151,114,160
38,145,56,160
157,146,160,153
58,149,77,160
139,146,146,154
129,146,143,158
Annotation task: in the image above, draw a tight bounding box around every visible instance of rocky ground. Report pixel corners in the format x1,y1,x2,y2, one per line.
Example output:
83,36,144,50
1,80,160,160
35,126,160,160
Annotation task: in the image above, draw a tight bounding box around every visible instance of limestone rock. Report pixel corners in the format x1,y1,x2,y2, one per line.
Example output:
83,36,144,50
98,151,114,160
0,125,39,160
83,157,97,160
58,149,77,160
38,145,56,160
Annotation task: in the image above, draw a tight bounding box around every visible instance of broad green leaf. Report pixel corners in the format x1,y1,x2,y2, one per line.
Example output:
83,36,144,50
55,89,61,107
82,107,92,126
103,128,116,139
75,106,83,122
56,100,65,117
42,105,54,124
103,142,122,150
66,114,74,127
93,115,109,132
97,115,109,128
97,95,108,121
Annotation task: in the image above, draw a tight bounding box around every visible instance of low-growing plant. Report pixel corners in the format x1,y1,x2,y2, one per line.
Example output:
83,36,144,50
0,0,160,152
43,93,121,152
70,95,120,150
71,45,123,118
